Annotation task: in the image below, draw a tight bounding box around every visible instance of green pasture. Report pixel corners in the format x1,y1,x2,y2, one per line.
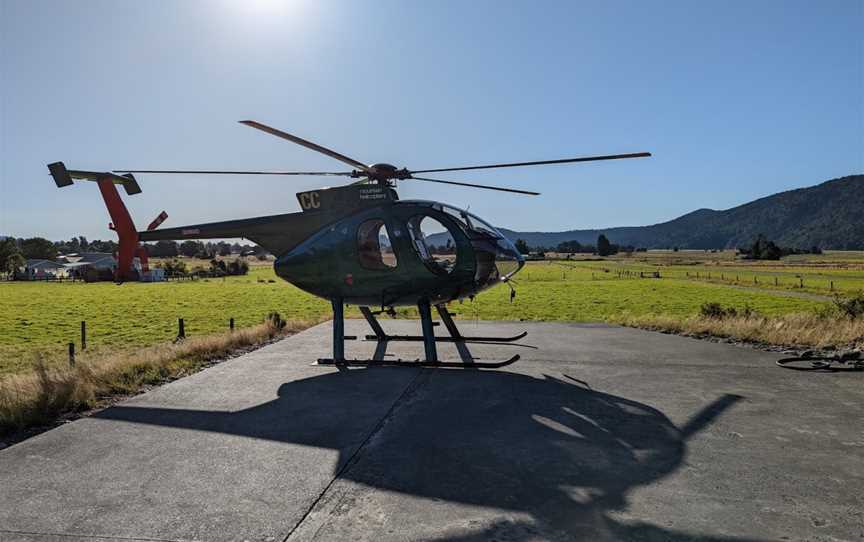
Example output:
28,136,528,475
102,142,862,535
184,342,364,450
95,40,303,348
565,258,864,297
0,268,329,375
0,261,830,375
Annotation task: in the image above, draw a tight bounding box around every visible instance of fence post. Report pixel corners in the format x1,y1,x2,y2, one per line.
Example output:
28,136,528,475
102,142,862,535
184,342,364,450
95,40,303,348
831,281,834,291
775,277,778,286
81,321,87,350
68,342,75,367
754,276,758,284
800,278,804,288
177,318,186,340
229,317,235,332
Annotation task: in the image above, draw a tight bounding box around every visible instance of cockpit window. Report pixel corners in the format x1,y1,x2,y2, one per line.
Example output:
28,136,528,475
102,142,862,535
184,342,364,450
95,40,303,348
357,219,397,270
407,215,455,274
434,204,503,239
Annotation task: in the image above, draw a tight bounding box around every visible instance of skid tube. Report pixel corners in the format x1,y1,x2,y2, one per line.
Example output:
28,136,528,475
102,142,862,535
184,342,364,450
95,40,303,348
359,305,528,343
316,355,520,369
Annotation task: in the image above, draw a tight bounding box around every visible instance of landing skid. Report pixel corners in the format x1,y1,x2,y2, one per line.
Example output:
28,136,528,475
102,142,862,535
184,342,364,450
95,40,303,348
359,305,527,344
362,331,528,343
322,299,526,368
317,354,520,369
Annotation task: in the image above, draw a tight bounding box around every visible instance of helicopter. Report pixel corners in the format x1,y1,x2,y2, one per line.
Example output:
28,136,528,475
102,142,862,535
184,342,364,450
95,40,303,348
48,120,650,367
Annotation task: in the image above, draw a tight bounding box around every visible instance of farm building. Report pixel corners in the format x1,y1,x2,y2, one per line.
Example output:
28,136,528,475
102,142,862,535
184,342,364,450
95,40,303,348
23,259,68,279
17,252,165,282
59,252,117,281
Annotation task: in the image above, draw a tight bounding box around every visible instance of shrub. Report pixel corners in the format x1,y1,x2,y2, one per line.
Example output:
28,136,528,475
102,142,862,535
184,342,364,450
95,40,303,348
266,311,287,329
700,302,726,318
834,293,864,320
700,302,756,319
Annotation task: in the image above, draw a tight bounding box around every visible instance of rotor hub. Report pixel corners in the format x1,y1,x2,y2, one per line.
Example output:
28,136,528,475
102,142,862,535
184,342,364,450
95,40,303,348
366,163,411,182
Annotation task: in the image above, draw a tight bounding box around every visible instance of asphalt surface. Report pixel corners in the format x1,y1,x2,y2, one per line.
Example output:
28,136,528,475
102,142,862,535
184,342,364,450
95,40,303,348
0,320,861,541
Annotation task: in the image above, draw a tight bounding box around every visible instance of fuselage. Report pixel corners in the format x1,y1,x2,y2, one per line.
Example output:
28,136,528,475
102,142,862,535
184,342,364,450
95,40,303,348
274,200,524,307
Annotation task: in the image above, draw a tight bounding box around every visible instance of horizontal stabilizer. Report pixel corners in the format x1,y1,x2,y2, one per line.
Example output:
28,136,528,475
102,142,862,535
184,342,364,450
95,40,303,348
48,162,74,187
47,162,142,196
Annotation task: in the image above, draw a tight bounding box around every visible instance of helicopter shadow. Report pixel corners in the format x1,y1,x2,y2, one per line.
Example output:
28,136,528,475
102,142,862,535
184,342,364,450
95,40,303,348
94,366,752,541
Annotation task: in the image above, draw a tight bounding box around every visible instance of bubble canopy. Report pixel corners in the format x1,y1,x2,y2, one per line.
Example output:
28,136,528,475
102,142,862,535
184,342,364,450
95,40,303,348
399,201,504,238
398,200,523,281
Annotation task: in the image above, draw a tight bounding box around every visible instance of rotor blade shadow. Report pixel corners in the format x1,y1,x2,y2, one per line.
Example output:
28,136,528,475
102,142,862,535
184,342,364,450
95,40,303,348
680,393,744,439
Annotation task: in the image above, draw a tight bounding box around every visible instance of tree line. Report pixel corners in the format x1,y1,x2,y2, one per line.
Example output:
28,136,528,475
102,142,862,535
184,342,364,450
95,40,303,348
0,236,263,276
737,234,822,260
514,234,643,257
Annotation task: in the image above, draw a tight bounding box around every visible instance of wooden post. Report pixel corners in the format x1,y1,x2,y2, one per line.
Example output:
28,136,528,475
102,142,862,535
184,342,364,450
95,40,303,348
754,276,758,284
177,318,186,340
775,277,778,286
229,317,235,331
68,342,75,367
800,277,804,288
831,281,834,291
81,321,87,350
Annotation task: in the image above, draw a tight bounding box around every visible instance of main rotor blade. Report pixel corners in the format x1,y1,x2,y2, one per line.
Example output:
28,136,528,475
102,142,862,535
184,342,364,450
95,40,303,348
410,176,540,196
112,169,353,176
410,152,651,175
239,120,372,174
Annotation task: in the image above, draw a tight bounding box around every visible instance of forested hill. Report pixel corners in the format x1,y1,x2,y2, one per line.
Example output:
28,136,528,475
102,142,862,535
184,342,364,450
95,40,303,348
498,174,864,250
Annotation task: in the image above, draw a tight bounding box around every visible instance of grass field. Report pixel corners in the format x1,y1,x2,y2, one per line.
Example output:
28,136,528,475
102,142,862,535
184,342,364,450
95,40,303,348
4,252,858,376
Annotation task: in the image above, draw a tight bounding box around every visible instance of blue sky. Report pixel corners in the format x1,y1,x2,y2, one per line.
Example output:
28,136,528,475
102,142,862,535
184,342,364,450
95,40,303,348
1,0,861,240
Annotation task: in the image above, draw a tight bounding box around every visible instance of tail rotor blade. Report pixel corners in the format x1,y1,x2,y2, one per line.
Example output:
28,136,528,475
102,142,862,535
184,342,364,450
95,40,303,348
410,152,651,175
410,176,539,196
239,120,372,174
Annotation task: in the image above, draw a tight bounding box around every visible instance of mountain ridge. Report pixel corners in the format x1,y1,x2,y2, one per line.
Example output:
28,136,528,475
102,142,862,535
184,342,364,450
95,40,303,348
493,174,864,250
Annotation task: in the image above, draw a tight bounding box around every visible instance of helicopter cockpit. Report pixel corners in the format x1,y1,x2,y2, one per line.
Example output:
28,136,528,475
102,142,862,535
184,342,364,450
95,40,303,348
399,201,524,285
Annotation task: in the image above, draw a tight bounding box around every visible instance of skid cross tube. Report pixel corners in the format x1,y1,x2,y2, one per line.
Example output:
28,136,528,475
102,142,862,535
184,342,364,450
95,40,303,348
322,298,345,364
418,299,438,363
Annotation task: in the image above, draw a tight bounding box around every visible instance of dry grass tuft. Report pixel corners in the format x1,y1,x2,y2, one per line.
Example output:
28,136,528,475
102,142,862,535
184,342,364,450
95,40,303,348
0,317,313,438
616,312,864,351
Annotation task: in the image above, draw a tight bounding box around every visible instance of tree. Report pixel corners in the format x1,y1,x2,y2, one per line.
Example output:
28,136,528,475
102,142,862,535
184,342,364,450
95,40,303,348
179,240,203,257
556,240,594,254
597,234,618,257
740,234,783,260
0,238,25,274
150,240,178,257
514,239,530,254
218,242,232,257
89,239,117,253
19,237,57,260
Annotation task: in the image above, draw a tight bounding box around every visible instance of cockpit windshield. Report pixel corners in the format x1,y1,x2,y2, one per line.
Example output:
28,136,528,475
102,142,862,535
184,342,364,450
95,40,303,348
432,203,503,239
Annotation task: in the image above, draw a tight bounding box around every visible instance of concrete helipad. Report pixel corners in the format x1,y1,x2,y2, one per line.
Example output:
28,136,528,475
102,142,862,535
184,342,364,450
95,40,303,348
1,320,861,541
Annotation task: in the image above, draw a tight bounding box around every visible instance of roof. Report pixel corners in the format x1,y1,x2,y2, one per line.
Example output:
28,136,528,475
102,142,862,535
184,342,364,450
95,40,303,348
25,259,64,269
68,252,115,264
